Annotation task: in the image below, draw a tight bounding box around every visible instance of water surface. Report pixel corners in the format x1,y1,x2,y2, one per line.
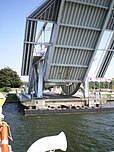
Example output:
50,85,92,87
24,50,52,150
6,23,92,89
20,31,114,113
3,103,114,152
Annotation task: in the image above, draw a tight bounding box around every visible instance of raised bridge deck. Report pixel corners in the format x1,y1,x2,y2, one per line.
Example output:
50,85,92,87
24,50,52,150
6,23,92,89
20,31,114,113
21,0,114,98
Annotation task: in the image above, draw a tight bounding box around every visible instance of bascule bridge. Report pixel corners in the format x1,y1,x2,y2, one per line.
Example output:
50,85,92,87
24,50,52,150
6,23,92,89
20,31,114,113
21,0,114,98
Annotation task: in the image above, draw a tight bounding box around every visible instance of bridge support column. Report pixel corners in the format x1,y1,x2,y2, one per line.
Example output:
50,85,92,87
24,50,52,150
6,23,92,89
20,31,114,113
37,59,44,98
85,77,89,98
84,77,89,106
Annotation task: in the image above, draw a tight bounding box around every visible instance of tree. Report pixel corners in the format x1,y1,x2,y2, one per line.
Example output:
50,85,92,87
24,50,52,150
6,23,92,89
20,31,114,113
0,67,22,88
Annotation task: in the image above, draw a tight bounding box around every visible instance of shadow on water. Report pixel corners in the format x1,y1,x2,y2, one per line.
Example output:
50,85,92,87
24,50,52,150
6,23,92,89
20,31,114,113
2,102,114,152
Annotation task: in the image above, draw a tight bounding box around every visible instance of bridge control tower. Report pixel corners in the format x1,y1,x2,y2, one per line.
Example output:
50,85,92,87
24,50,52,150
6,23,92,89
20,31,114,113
21,0,114,98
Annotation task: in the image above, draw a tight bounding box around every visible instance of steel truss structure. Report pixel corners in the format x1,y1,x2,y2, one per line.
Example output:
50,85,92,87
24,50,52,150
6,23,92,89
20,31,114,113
21,0,114,98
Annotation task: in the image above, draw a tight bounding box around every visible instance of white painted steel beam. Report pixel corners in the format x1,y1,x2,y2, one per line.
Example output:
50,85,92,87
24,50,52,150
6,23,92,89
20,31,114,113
24,41,53,46
27,17,56,23
51,63,88,68
47,79,83,83
98,48,114,52
60,23,101,31
55,45,94,51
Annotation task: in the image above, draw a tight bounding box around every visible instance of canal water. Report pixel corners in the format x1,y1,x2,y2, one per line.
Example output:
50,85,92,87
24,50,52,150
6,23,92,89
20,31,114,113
3,102,114,152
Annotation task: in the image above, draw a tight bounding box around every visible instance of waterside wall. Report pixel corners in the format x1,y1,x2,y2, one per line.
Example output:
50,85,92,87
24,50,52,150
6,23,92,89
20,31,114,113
24,107,114,116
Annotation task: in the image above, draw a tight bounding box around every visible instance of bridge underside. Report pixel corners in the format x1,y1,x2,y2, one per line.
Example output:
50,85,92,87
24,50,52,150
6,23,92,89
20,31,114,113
21,0,114,98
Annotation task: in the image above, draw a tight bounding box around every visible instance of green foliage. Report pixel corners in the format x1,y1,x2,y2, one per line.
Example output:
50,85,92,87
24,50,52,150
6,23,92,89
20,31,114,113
0,87,20,92
3,87,11,92
89,81,114,90
0,67,23,88
0,88,4,92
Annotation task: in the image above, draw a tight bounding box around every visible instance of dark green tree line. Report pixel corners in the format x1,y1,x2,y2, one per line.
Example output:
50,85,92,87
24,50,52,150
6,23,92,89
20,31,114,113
89,81,114,90
0,67,22,88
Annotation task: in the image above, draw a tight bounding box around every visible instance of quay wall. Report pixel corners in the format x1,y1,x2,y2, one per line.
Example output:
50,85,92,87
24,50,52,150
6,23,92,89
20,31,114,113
24,107,114,116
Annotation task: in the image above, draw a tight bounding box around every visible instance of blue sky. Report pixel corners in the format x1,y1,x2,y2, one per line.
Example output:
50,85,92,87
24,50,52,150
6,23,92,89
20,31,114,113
0,0,114,81
0,0,42,81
